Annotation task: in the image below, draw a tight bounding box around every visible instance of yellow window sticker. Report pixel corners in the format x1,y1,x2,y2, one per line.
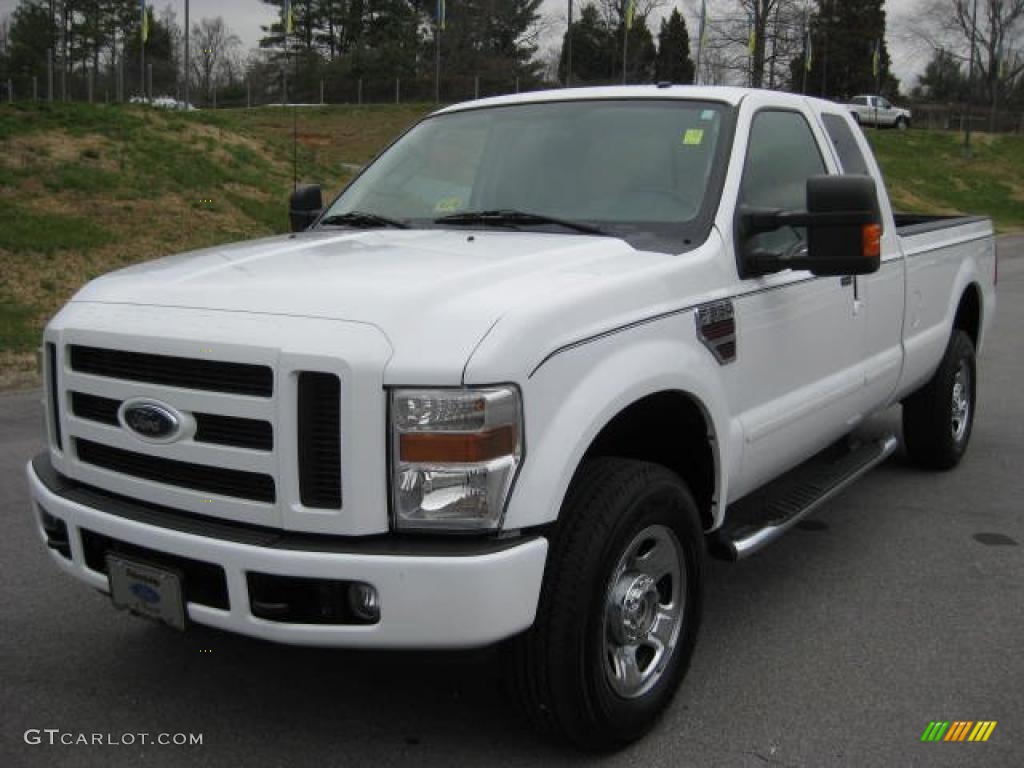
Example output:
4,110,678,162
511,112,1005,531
682,129,704,146
434,196,463,213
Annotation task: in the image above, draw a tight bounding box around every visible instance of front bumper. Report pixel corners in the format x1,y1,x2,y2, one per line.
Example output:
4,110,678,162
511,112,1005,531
27,455,547,649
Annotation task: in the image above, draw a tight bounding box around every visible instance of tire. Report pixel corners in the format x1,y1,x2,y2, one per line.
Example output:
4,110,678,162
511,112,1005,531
896,117,909,130
507,458,705,750
902,330,976,470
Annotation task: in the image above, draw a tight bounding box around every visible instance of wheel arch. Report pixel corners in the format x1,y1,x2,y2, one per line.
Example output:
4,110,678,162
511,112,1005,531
580,391,718,531
953,282,982,350
502,331,734,534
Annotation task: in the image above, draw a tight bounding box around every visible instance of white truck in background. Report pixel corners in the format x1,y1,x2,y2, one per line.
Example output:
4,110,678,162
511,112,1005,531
848,94,913,128
28,86,995,749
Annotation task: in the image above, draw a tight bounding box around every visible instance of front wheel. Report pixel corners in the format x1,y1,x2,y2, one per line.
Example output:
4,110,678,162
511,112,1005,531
507,458,705,750
902,330,976,469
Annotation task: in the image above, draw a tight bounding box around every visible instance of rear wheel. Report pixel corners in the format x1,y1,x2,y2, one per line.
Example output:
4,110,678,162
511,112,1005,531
507,458,705,750
902,330,976,469
896,117,909,130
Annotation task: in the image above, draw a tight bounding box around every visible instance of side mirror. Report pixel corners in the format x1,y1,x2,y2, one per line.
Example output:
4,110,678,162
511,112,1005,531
739,175,882,277
289,184,323,232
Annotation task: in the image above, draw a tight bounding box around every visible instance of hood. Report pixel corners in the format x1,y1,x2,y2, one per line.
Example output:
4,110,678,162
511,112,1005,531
72,229,655,383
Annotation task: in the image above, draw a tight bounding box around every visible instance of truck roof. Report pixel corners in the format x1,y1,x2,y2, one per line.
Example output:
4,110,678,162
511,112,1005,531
436,85,838,116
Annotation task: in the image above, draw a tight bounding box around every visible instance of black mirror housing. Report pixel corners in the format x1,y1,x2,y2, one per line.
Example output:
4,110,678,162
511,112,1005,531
739,174,882,278
805,175,881,276
289,184,323,232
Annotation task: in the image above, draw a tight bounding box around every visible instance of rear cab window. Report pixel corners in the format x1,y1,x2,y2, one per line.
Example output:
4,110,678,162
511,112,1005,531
820,113,870,175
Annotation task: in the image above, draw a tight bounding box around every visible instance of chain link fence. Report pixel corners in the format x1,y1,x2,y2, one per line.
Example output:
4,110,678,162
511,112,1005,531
3,64,1023,135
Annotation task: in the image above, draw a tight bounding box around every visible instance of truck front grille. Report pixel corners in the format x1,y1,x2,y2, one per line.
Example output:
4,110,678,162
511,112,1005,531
76,438,276,503
70,345,273,397
297,372,342,509
71,391,273,451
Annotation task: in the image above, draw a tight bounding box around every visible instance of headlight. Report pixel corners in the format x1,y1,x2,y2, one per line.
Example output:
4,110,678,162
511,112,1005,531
390,387,522,531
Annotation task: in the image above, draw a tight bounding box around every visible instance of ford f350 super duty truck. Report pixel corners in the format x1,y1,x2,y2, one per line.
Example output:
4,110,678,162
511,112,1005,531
27,87,996,749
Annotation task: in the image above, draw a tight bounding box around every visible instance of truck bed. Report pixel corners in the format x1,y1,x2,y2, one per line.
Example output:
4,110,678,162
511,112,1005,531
894,213,990,237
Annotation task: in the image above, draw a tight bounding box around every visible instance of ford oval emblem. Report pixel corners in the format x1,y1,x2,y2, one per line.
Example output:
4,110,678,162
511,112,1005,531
121,402,181,441
130,583,161,604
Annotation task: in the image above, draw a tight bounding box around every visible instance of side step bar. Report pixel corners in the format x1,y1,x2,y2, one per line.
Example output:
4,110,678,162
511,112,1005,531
711,435,898,561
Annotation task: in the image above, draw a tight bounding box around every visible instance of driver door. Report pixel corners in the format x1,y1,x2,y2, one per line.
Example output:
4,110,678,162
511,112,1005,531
721,104,867,497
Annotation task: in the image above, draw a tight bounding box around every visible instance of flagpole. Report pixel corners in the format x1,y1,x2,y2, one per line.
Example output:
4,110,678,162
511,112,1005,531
622,28,628,85
434,4,441,102
696,1,705,85
140,2,146,100
874,39,881,130
622,2,631,85
801,13,809,94
184,0,189,109
964,0,978,152
566,0,573,86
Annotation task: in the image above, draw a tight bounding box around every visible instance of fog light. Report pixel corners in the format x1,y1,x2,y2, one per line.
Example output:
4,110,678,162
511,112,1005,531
348,583,380,622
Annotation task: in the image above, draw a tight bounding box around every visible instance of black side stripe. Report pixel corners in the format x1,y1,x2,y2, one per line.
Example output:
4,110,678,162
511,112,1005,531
528,259,901,378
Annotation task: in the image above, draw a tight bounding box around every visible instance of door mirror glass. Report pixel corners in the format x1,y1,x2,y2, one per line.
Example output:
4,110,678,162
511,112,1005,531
739,175,882,277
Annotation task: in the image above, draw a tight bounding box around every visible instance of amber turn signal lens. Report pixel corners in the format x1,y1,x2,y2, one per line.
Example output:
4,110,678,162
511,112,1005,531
862,223,882,258
399,425,518,463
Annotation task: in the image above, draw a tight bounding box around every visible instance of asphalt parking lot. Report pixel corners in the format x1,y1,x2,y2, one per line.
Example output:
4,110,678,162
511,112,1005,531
2,236,1022,767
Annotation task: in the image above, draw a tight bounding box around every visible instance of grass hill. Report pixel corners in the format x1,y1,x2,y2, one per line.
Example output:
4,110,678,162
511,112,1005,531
1,102,1022,387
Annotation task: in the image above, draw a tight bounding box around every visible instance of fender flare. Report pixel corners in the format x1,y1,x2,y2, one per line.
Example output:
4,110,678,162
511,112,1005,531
503,321,737,532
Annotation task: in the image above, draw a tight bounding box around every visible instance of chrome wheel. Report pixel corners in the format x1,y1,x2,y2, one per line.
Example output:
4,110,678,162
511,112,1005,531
951,359,971,443
602,524,685,699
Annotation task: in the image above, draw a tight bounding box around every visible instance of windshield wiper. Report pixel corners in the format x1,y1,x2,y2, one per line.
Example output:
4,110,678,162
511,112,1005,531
319,211,409,229
434,209,609,236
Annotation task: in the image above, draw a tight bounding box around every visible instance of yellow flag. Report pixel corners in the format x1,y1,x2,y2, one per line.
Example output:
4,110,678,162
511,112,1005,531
626,1,635,30
748,28,756,55
284,0,295,36
872,42,880,77
141,2,149,43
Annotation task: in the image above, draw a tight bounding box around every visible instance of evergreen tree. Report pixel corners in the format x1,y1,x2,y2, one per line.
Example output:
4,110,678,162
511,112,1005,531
617,8,656,83
794,0,898,99
558,3,615,83
4,0,55,84
433,0,544,85
655,8,694,84
912,48,967,102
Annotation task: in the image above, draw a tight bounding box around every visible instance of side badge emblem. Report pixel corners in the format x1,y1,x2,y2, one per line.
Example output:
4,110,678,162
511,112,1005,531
695,300,737,365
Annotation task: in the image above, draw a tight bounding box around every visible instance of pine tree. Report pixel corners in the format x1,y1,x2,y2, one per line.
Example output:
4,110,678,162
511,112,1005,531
797,0,897,99
655,8,694,84
558,4,615,83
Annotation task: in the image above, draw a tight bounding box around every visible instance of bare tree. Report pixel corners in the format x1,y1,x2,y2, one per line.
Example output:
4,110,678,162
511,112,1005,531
698,0,808,88
190,17,240,103
906,0,1024,103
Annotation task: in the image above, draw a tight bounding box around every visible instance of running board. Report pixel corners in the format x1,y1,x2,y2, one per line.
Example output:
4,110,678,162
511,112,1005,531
710,435,898,561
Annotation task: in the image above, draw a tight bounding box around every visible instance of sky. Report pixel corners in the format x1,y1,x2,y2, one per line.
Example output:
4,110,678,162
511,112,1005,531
0,0,929,92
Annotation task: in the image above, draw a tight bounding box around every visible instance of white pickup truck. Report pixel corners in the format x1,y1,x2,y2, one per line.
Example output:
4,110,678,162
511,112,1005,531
28,86,996,749
848,94,912,129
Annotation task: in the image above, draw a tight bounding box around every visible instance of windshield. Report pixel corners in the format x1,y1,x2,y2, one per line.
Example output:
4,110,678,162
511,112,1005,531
321,99,733,253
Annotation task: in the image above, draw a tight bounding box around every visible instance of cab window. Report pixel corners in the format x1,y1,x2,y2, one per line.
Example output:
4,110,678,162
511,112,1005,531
738,110,827,260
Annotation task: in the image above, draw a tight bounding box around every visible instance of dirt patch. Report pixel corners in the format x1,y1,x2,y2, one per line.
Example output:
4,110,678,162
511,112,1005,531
178,122,263,152
1,190,275,334
5,132,119,171
223,182,271,200
0,351,38,390
887,185,963,216
296,131,334,147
